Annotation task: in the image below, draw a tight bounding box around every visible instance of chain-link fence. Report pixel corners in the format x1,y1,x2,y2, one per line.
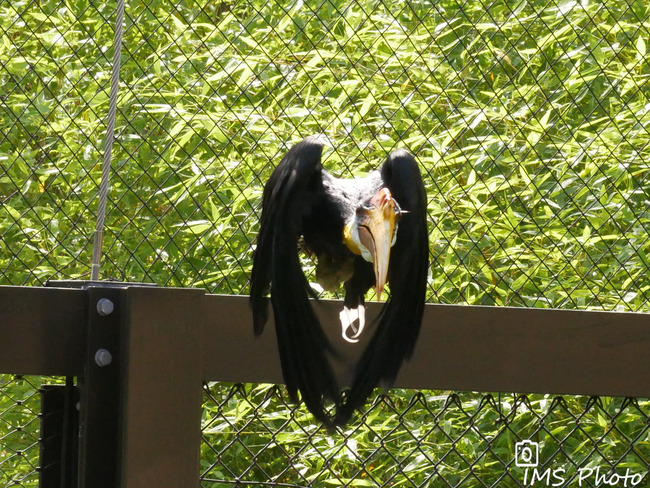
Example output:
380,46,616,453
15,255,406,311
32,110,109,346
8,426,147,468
2,378,649,487
2,0,650,486
201,385,650,487
0,376,62,487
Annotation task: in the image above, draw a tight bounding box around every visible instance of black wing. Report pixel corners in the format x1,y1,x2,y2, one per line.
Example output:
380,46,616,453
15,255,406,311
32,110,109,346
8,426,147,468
336,149,428,425
250,137,339,427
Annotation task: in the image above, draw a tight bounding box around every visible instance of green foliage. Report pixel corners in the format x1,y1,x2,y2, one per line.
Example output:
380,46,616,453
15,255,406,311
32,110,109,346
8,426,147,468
2,0,650,486
200,385,650,487
2,0,650,310
0,376,64,487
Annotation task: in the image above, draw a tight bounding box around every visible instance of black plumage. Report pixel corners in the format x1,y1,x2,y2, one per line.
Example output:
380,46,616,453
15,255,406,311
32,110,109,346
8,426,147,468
250,136,428,427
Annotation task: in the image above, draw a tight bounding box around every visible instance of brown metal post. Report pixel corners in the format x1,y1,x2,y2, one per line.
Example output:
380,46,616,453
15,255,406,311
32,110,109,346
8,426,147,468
118,286,204,488
15,283,205,487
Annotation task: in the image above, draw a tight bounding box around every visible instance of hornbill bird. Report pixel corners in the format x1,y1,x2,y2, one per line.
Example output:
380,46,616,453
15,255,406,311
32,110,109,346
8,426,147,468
250,136,428,427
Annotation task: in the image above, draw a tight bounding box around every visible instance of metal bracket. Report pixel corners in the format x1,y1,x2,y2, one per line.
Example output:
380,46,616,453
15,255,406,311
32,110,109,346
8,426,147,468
77,286,122,487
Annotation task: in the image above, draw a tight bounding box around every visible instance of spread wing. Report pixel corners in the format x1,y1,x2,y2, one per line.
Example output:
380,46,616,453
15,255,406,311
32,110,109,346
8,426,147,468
336,149,429,425
250,137,339,426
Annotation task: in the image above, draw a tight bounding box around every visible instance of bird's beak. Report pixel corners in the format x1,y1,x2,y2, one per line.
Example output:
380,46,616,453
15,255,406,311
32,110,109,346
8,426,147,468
358,188,399,301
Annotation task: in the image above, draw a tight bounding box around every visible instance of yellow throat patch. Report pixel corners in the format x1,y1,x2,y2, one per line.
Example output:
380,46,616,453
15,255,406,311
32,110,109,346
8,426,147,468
343,222,362,255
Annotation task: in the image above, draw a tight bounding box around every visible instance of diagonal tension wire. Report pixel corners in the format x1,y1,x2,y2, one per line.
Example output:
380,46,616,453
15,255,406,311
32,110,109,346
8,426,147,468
90,0,126,280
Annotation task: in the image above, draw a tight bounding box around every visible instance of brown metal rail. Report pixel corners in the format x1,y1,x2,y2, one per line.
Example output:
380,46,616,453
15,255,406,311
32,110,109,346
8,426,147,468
1,283,650,487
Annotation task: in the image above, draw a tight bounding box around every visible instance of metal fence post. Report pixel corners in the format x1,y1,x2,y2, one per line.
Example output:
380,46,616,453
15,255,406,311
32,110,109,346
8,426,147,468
117,286,204,487
41,283,205,487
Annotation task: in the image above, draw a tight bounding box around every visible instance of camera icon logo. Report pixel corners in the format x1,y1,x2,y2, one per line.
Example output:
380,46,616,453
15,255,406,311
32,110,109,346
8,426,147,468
515,440,539,468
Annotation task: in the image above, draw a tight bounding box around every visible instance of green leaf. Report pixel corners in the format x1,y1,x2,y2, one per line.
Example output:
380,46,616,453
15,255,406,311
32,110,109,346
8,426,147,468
636,36,646,58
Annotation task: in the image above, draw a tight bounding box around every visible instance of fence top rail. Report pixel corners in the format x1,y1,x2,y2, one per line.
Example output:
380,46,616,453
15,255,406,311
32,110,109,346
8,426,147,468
1,284,649,397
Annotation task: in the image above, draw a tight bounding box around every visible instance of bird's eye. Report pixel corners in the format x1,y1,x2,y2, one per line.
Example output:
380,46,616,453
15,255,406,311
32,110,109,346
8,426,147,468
356,205,373,216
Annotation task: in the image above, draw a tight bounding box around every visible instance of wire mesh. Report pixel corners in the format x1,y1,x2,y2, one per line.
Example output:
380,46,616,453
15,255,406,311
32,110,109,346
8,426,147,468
0,376,65,488
2,0,650,309
2,0,650,486
201,384,650,488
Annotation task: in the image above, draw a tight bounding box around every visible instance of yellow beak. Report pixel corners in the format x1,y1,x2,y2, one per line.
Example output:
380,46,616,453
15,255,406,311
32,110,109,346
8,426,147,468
357,188,398,300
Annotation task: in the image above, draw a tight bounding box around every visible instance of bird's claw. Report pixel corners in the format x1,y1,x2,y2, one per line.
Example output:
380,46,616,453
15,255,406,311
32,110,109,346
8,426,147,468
339,305,366,343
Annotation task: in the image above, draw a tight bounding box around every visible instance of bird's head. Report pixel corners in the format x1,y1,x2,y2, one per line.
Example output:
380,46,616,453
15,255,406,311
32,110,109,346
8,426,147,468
344,188,403,300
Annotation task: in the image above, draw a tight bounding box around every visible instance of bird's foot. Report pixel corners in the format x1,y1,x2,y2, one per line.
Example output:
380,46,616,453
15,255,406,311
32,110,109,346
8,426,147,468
339,305,366,343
